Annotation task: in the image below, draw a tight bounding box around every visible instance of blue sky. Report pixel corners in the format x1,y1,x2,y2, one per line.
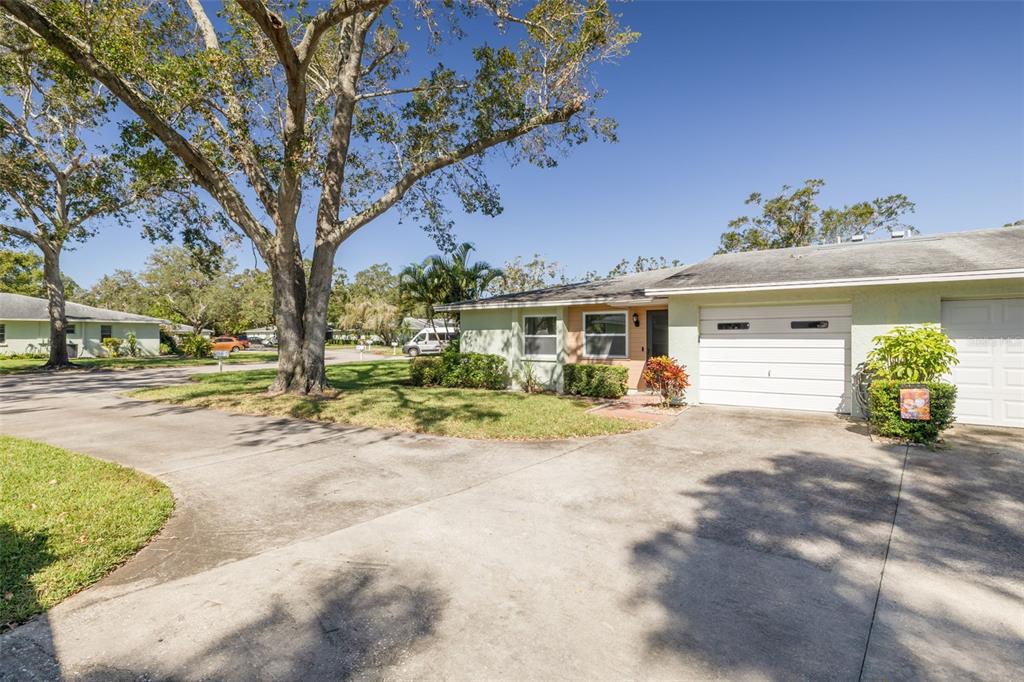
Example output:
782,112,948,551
61,1,1024,286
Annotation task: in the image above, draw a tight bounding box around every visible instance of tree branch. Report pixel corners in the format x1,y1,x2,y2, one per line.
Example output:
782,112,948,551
183,0,279,219
336,100,584,240
0,0,275,257
296,0,391,64
0,221,42,246
355,82,468,101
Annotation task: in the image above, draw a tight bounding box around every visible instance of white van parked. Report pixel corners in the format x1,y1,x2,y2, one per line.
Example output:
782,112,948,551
403,329,458,357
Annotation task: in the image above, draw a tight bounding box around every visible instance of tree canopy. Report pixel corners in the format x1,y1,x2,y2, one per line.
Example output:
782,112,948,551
0,249,78,298
718,179,917,253
0,0,637,392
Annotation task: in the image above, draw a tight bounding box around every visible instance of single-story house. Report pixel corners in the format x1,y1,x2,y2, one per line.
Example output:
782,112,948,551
167,323,214,339
440,226,1024,428
0,292,165,358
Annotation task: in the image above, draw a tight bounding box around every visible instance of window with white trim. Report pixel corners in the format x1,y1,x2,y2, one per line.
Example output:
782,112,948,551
100,325,113,340
584,312,627,358
66,324,76,335
524,315,557,357
0,323,5,343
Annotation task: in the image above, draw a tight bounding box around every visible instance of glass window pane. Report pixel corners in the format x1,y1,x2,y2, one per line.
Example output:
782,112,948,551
585,313,626,334
585,335,626,357
525,316,556,336
525,336,556,356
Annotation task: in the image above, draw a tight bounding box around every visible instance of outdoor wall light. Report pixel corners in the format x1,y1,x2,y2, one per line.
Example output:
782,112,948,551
632,312,640,327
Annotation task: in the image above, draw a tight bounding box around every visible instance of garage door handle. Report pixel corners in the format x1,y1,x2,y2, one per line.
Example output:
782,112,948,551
767,369,772,377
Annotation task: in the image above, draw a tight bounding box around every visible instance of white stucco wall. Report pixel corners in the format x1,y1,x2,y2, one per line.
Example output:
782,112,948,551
0,320,161,358
666,277,1024,416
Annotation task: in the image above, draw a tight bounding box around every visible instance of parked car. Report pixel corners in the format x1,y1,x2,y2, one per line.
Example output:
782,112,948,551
403,329,458,357
211,336,250,352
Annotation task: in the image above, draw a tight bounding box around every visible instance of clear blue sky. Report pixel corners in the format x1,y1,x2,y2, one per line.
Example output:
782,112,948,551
62,0,1024,287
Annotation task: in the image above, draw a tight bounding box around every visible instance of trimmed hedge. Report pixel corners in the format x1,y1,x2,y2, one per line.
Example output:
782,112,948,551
564,363,629,399
409,351,509,390
868,380,957,445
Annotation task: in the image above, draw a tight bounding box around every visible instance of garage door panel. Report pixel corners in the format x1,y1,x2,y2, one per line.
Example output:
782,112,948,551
698,336,848,348
949,366,993,387
699,390,846,413
702,375,847,396
699,304,851,414
700,346,846,364
942,299,1024,428
956,398,995,420
700,361,847,381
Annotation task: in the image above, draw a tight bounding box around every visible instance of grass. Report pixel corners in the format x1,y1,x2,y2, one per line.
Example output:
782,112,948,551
0,437,174,627
0,352,278,375
130,360,649,440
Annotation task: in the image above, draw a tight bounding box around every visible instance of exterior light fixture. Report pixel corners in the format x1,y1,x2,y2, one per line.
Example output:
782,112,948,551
632,312,640,327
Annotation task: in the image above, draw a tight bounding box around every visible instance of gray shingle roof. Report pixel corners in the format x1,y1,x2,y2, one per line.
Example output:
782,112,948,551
0,292,168,323
440,227,1024,311
437,266,689,311
647,226,1024,293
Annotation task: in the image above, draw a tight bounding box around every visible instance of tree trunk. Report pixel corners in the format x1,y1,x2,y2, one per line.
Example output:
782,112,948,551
268,241,334,395
42,244,73,369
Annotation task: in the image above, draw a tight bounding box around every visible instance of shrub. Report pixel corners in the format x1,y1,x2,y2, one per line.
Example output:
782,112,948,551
101,337,123,357
865,324,959,382
564,363,629,399
409,356,443,386
409,348,509,390
180,334,212,358
642,356,690,406
159,329,179,354
124,331,141,358
868,380,957,445
516,360,541,393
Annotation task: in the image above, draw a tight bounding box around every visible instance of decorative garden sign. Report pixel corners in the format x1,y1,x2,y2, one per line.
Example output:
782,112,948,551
900,386,931,420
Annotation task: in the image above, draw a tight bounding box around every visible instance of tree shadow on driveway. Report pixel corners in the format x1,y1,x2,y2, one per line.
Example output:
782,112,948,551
629,442,1024,680
3,564,446,681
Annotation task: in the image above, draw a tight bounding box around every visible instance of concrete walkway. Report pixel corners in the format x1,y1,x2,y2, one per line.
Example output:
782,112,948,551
0,367,1021,680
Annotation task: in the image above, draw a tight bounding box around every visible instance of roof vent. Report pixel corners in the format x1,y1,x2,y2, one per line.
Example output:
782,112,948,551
890,230,906,239
850,234,865,242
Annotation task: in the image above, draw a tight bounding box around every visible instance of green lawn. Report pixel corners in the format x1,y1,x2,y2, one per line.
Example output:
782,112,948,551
0,352,278,375
0,437,174,627
131,361,648,440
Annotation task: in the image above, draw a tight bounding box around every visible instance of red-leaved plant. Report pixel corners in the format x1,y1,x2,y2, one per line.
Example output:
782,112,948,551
642,356,690,406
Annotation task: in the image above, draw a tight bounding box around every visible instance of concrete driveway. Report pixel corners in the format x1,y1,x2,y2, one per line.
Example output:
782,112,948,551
1,368,1021,680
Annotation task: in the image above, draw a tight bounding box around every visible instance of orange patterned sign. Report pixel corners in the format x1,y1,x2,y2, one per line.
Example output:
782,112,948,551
900,387,931,421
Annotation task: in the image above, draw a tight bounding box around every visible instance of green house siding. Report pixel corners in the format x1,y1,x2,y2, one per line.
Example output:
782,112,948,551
667,277,1024,416
461,306,567,390
0,320,161,358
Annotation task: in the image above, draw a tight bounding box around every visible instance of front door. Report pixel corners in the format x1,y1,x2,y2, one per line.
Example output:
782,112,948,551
647,309,669,358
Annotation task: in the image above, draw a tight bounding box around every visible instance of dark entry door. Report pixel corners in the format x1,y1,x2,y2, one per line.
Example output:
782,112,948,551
647,309,669,358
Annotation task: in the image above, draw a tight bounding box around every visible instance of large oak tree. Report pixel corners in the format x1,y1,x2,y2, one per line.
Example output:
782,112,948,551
0,17,211,367
0,0,636,392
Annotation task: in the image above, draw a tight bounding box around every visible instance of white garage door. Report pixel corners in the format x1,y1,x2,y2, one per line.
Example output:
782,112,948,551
699,304,852,413
942,299,1024,428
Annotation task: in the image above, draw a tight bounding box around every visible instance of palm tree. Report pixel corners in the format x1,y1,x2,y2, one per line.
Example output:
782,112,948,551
399,243,503,334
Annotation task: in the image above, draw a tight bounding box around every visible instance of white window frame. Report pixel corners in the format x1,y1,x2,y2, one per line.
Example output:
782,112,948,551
0,323,5,344
583,310,629,359
523,314,558,359
100,324,113,340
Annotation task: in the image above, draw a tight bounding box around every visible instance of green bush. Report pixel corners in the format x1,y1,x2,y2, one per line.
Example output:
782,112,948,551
124,331,141,358
101,337,123,357
159,329,179,354
564,363,629,399
409,345,509,390
409,356,443,386
865,324,959,382
180,334,212,358
868,380,957,445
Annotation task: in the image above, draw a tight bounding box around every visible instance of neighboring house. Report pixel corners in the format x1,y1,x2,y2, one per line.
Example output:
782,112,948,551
402,317,457,333
167,323,214,339
440,226,1024,428
0,292,165,358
